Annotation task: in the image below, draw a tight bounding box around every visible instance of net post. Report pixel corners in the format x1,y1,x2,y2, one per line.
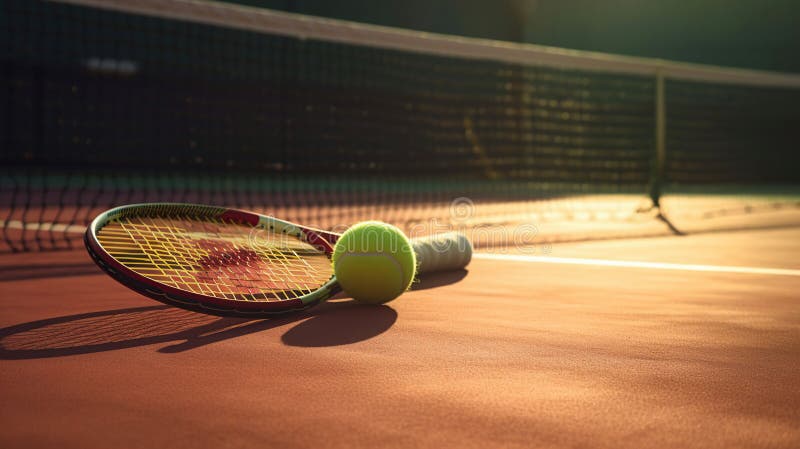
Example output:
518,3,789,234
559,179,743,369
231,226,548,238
649,67,666,208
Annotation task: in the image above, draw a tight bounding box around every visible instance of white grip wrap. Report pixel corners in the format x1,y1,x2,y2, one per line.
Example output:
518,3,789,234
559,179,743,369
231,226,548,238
411,232,472,274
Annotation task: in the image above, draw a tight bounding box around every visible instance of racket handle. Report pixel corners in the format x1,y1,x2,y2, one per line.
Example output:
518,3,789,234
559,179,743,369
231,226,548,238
411,232,473,274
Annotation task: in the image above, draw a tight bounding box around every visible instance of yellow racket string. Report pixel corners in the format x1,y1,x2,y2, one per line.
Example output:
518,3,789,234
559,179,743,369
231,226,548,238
96,215,333,301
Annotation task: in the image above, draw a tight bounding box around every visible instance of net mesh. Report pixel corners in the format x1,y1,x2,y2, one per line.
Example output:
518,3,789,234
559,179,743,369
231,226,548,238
665,80,800,184
2,0,799,253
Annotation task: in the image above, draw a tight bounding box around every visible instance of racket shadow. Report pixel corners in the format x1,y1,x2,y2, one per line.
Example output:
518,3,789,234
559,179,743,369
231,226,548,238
0,301,396,358
0,305,251,359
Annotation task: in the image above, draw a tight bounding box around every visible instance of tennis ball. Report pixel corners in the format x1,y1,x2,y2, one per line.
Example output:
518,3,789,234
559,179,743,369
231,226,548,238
332,221,416,304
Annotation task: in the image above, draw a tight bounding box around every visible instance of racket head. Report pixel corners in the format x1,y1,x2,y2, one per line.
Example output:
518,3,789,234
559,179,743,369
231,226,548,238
85,203,342,317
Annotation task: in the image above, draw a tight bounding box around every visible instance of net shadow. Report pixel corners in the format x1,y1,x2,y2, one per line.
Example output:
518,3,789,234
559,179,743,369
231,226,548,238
0,261,100,281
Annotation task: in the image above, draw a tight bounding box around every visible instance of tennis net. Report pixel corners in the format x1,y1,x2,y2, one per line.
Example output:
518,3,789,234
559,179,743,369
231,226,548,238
3,0,800,252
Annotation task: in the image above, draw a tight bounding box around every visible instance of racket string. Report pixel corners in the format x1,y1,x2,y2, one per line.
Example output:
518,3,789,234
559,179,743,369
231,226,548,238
97,214,332,302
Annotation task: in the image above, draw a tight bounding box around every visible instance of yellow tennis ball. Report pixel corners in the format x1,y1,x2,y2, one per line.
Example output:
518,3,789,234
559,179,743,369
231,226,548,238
332,221,416,304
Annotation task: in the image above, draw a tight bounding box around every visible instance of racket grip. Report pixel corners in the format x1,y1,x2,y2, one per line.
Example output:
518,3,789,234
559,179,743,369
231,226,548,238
411,232,473,274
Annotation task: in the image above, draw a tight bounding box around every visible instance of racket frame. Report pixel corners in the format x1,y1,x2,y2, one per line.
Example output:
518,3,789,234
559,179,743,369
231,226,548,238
85,203,343,317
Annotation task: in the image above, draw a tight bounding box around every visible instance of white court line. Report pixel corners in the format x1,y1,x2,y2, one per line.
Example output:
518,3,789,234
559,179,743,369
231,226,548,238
474,253,800,277
0,220,87,233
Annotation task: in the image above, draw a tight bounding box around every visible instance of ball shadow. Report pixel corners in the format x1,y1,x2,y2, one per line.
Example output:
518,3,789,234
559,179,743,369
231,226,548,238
411,268,469,291
281,302,397,347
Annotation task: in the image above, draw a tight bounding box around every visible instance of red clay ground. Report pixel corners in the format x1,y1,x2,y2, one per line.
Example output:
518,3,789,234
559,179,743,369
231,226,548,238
1,227,799,448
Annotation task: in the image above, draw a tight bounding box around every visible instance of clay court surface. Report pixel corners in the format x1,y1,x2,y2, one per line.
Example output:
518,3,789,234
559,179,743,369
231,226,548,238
1,227,799,448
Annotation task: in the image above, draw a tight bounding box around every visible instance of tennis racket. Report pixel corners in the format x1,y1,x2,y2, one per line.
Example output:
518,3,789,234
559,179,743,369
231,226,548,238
85,203,472,317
